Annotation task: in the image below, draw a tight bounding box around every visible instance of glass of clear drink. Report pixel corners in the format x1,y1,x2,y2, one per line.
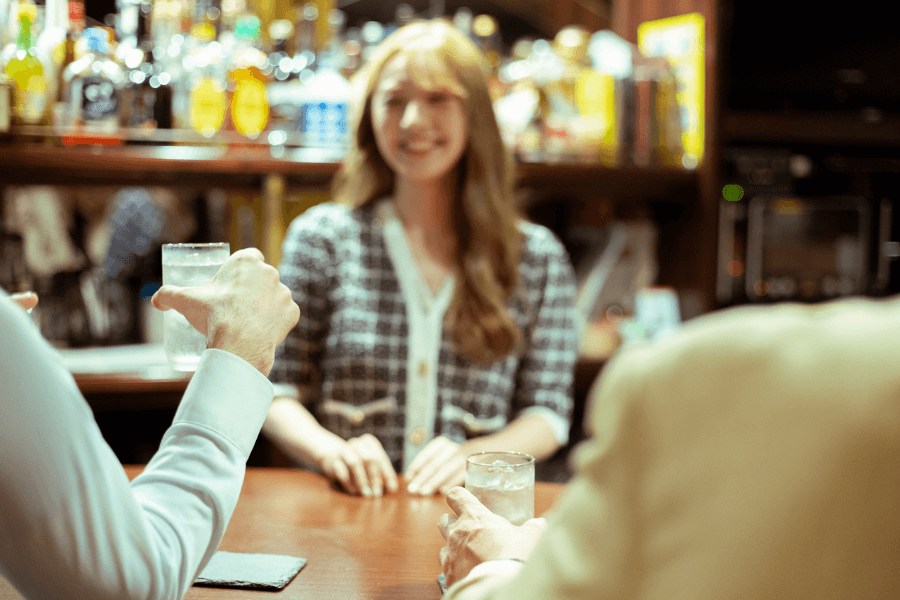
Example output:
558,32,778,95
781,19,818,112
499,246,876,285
161,243,230,371
465,451,535,525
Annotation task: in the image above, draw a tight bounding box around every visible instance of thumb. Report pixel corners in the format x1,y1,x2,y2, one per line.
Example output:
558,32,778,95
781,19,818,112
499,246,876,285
522,517,547,532
151,285,211,335
446,486,485,518
151,284,183,312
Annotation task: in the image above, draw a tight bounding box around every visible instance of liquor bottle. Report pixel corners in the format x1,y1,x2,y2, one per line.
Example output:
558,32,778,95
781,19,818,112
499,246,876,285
298,8,349,153
35,0,69,112
268,19,293,81
291,2,317,81
5,2,51,126
359,20,383,64
265,18,297,135
383,3,414,39
62,27,126,135
227,14,269,139
121,0,171,133
187,21,226,136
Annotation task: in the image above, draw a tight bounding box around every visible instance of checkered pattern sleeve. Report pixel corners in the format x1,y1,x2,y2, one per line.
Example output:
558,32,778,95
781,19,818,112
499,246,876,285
268,204,339,406
511,223,579,434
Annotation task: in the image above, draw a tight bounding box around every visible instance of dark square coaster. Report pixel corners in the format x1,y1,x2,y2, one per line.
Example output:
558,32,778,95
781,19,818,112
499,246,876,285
194,551,308,591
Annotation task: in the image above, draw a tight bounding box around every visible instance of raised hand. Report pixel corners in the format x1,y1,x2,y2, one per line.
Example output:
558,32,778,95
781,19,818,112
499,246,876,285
152,248,300,376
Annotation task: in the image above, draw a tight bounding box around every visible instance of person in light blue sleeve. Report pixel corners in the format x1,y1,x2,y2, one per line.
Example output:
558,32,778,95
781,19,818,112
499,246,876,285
0,248,299,600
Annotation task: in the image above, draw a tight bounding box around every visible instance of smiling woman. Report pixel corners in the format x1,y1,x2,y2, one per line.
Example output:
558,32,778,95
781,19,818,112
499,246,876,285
262,19,580,504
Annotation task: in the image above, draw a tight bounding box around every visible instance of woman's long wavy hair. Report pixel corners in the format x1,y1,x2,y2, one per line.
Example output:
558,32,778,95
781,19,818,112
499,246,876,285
332,19,523,364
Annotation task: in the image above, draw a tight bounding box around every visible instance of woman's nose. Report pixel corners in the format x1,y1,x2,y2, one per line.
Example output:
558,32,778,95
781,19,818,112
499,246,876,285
400,100,427,129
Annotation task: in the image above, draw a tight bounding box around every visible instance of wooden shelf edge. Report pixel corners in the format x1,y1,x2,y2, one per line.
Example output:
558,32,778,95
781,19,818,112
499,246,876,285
0,143,699,198
722,110,900,146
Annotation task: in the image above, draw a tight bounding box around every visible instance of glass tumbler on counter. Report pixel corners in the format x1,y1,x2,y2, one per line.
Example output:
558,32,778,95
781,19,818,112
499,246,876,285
465,451,536,526
161,243,230,371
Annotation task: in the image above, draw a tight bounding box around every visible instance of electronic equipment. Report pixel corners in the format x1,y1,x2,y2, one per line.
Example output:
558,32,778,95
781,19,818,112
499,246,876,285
717,146,900,306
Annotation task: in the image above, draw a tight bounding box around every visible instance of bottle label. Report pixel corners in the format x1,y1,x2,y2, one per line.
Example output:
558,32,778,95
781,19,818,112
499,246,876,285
298,101,347,146
14,76,48,123
231,77,269,137
69,0,85,33
80,75,118,122
191,77,226,136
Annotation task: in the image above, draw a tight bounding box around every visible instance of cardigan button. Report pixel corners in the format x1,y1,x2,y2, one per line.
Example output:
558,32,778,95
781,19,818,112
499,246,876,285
410,427,426,445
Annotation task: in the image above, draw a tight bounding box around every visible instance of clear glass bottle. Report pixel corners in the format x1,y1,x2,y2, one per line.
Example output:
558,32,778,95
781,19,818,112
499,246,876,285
121,1,173,134
299,8,349,153
291,2,317,82
62,27,125,134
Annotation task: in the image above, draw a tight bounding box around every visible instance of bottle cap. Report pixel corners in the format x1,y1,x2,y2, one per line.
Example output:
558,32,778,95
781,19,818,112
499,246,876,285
84,27,107,53
235,15,261,39
18,3,38,20
553,26,591,67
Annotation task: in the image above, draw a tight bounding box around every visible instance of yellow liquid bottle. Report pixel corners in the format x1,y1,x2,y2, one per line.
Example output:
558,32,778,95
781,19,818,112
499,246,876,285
227,16,269,139
189,23,226,137
5,4,50,125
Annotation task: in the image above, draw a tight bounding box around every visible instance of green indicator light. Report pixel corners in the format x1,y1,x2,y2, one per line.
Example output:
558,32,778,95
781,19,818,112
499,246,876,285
723,184,744,202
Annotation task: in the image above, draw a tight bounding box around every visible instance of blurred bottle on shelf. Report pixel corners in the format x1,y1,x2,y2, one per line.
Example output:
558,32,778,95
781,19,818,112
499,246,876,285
265,18,298,137
452,7,474,41
120,1,173,134
68,0,85,36
298,8,349,154
587,30,635,166
340,25,362,80
226,14,269,139
291,1,317,81
187,20,226,136
359,20,383,64
267,18,292,81
34,0,70,115
62,27,125,138
383,3,414,39
5,2,51,126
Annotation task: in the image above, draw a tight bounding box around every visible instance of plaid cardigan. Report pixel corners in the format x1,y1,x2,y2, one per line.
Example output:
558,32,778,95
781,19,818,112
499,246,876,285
269,201,580,471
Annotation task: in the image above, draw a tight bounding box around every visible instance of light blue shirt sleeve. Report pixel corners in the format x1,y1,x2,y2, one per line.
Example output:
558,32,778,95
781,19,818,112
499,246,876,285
0,291,274,600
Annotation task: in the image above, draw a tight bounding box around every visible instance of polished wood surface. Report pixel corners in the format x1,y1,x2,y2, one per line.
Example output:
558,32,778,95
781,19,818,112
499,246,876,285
0,142,697,199
0,467,565,600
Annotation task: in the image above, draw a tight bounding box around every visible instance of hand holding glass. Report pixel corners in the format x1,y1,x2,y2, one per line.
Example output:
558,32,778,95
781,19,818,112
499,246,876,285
465,451,535,525
161,243,230,371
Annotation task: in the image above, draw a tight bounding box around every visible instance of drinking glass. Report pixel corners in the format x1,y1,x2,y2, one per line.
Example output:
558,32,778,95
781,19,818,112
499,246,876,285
161,243,230,371
465,451,535,525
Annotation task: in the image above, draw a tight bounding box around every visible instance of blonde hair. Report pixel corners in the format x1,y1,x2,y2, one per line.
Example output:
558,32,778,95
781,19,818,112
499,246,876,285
332,19,523,364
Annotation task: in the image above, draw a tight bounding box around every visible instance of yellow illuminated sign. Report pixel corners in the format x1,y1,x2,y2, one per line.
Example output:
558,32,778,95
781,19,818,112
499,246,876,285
638,13,705,168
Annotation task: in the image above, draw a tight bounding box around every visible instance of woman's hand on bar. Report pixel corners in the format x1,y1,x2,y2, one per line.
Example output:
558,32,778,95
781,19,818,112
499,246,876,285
404,436,469,496
319,433,399,497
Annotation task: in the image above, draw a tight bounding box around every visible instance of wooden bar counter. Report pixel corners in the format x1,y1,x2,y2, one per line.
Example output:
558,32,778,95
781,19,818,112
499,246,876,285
0,466,565,600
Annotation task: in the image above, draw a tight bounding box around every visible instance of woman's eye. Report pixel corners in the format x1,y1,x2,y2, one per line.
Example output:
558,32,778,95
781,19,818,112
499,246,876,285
428,93,450,104
385,97,405,108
